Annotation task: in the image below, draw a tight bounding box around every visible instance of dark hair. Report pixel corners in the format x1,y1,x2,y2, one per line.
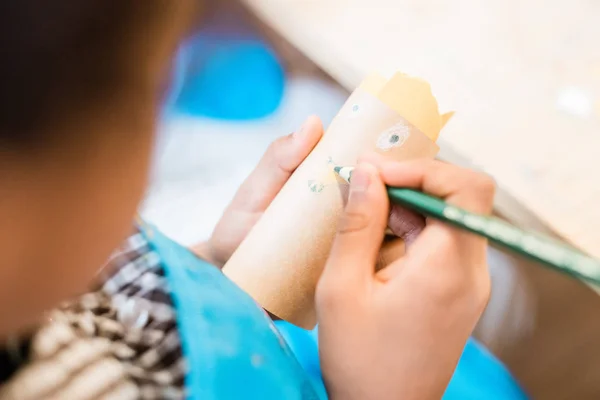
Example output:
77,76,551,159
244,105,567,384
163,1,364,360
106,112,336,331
0,1,193,148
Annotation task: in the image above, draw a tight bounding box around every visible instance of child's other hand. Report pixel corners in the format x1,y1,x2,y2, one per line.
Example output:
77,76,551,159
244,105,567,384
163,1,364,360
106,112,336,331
192,116,324,267
316,159,494,400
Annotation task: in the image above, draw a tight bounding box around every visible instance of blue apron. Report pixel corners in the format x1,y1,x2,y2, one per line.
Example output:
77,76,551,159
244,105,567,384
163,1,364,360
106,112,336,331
140,224,527,400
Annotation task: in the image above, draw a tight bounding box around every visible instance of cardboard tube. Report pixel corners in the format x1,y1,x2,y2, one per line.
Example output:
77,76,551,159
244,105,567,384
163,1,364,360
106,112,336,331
224,74,446,328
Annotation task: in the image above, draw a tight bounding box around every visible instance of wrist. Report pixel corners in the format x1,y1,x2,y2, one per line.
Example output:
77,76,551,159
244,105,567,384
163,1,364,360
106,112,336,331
190,241,224,268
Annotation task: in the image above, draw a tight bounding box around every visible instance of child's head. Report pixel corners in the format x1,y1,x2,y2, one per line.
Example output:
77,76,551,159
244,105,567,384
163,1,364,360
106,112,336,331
0,1,197,336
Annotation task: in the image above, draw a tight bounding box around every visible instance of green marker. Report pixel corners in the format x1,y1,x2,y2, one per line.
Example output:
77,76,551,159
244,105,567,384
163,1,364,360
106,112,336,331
334,165,600,286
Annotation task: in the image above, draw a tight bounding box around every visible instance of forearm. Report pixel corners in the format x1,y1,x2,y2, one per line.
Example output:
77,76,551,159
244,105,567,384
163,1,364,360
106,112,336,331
323,360,453,400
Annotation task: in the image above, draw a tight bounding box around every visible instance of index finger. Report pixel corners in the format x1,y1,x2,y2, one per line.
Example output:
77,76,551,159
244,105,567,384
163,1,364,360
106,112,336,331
229,116,323,213
374,158,496,215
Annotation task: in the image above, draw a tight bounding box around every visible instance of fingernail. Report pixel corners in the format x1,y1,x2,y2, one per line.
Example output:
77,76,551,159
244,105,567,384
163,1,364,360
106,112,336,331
350,165,371,194
293,121,306,139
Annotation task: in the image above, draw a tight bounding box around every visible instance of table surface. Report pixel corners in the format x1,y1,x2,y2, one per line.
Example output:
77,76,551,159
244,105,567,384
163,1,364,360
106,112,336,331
242,0,600,259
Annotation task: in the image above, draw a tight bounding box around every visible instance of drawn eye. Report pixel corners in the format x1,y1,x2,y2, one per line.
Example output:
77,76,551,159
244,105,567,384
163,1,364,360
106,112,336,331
376,123,409,151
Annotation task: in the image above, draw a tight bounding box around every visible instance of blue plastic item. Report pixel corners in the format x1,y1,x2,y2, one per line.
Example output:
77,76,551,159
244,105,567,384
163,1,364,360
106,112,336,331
173,37,285,120
444,338,528,399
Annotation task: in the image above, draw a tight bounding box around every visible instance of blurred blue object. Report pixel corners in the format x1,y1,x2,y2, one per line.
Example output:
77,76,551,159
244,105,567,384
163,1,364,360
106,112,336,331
273,322,326,399
172,35,285,120
444,338,528,400
274,321,528,400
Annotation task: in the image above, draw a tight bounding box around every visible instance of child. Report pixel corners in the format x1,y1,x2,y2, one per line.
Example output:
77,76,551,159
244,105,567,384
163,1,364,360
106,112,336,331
0,2,522,399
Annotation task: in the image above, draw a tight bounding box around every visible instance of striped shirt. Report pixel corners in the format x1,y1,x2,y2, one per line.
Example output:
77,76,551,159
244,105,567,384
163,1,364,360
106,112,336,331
0,228,187,399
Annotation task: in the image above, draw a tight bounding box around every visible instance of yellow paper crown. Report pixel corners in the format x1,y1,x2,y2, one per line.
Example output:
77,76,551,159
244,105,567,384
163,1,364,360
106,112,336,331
360,72,452,142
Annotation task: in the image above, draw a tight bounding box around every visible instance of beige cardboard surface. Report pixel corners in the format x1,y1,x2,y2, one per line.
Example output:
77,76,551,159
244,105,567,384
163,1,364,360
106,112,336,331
223,84,440,328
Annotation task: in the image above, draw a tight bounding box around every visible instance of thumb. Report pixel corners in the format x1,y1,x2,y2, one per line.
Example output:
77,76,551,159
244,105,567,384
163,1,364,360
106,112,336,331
322,163,389,292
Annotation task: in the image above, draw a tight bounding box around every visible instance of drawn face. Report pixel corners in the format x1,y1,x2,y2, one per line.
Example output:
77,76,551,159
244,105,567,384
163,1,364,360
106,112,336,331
306,117,413,194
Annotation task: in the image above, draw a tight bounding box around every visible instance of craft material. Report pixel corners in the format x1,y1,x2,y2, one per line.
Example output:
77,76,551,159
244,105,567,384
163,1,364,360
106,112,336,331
334,166,600,286
223,72,452,328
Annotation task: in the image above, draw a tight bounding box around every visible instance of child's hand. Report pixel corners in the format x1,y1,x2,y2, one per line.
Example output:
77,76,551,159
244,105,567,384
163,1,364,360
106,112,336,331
192,116,324,267
316,159,494,400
